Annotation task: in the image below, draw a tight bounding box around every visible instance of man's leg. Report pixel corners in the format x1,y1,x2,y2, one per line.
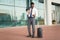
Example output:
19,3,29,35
27,18,31,36
32,18,35,37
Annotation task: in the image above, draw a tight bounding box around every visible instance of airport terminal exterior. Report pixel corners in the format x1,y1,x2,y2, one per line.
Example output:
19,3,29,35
0,0,60,27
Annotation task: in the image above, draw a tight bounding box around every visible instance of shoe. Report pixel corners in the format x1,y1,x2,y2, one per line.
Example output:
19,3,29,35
31,35,34,38
27,35,31,37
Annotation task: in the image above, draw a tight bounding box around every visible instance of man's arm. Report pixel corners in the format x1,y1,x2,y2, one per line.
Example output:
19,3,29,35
32,8,38,17
26,8,30,17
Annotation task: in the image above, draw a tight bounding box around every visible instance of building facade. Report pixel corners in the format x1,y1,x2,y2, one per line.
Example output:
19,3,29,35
0,0,60,27
0,0,44,27
44,0,60,25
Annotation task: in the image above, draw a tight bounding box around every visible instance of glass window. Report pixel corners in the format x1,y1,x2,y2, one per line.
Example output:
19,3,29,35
15,0,26,7
14,7,27,26
0,0,27,27
0,0,14,5
0,5,14,19
0,5,15,27
15,7,26,20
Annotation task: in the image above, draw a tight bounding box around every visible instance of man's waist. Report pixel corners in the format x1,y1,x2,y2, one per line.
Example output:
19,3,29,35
27,15,35,18
27,16,34,18
27,14,35,17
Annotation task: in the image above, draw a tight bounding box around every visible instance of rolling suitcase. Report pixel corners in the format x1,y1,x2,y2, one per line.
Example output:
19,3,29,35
37,28,42,38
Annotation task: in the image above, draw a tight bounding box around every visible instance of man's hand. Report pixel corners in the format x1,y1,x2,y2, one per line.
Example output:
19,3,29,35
27,10,30,15
32,14,35,17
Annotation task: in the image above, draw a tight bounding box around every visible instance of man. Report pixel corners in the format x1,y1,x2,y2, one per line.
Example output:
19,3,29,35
26,2,38,38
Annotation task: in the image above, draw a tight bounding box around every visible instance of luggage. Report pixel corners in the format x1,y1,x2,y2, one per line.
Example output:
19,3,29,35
37,28,42,38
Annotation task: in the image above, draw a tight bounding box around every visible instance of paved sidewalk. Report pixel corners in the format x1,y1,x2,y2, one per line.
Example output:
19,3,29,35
0,25,60,40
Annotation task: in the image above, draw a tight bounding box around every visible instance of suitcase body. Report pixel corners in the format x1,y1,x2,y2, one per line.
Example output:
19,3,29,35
37,28,42,38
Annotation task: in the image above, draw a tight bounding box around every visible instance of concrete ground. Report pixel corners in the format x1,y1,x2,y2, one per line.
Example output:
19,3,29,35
0,25,60,40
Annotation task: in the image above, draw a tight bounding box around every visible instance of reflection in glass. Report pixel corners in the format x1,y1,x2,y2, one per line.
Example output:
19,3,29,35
0,5,14,20
15,0,26,7
0,0,14,5
15,7,26,20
